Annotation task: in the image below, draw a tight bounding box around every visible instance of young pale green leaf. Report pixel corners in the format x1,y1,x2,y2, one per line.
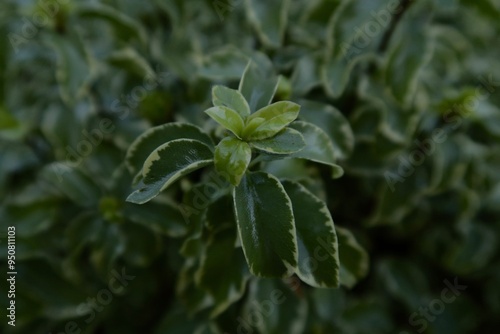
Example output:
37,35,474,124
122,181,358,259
205,106,245,138
212,85,250,118
127,139,213,204
214,137,251,186
282,180,340,288
251,127,305,155
125,123,214,176
242,101,300,140
233,172,298,277
288,121,344,178
336,226,369,289
239,61,279,112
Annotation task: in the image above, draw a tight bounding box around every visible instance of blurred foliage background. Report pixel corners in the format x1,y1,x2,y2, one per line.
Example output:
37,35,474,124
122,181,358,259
1,0,500,333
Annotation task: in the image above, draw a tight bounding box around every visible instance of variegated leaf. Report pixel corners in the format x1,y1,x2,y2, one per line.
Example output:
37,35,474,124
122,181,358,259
244,0,290,48
288,121,344,178
239,61,279,112
125,123,214,176
298,99,354,159
243,101,300,140
337,226,369,289
233,172,298,277
282,180,340,288
127,139,213,204
251,127,305,155
212,85,251,118
205,106,245,138
214,137,252,186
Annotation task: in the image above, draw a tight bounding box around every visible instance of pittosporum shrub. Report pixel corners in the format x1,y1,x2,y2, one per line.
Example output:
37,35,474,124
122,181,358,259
1,0,499,333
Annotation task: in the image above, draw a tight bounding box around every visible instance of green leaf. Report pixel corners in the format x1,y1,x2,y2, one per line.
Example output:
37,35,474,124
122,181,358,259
196,226,250,317
125,123,214,176
251,127,305,154
243,101,301,140
157,30,199,83
233,172,298,277
178,258,215,314
377,259,430,309
282,180,340,288
48,32,92,106
127,139,214,204
384,0,433,107
124,201,188,237
153,305,203,334
198,46,249,80
15,260,88,320
321,0,387,98
244,0,290,48
204,195,235,232
358,76,420,143
214,137,251,186
90,223,126,279
0,107,18,130
76,3,147,45
336,227,369,289
65,212,103,254
239,61,279,112
298,99,354,159
444,223,497,274
288,121,344,178
0,140,38,172
263,159,310,181
107,47,155,78
41,163,102,207
291,52,323,95
461,0,500,19
212,85,251,118
121,221,162,267
205,106,245,138
341,299,392,333
1,203,56,238
40,104,83,160
243,278,307,334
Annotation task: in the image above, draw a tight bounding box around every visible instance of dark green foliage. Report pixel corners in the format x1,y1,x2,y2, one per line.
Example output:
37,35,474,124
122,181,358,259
1,0,500,333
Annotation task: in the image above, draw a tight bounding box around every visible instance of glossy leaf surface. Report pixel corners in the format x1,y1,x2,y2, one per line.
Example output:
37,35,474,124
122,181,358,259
233,172,298,277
